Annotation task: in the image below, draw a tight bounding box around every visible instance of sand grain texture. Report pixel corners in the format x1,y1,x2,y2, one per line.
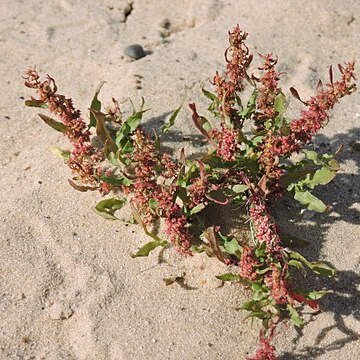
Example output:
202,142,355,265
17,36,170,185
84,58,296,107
1,0,360,359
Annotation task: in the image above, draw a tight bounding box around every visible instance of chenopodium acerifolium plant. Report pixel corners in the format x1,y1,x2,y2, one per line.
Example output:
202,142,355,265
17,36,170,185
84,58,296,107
24,25,356,360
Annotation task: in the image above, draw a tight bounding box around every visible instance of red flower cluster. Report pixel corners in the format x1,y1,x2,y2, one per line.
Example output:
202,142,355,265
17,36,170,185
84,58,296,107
260,62,356,179
239,246,259,281
254,54,281,130
155,188,192,255
213,25,252,118
24,69,104,186
216,126,238,161
247,329,277,360
264,265,289,305
249,195,283,255
132,129,159,223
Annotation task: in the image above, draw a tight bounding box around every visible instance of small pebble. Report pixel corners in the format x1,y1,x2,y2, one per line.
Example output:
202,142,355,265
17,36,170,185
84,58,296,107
124,44,146,60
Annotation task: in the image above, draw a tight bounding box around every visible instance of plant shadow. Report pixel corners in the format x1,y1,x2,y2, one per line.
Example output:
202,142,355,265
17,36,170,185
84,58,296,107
145,112,360,358
274,126,360,359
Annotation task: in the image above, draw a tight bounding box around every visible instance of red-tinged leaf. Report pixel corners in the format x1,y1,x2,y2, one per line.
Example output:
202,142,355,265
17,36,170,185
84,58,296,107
89,81,106,128
317,79,323,92
289,87,307,105
189,103,216,146
90,108,117,153
203,227,226,263
68,179,98,192
329,65,334,85
290,292,320,311
257,175,268,195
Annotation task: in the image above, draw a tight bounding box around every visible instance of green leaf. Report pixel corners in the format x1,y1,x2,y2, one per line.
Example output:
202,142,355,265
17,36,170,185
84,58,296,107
89,81,105,128
131,240,168,258
244,311,273,320
287,304,303,327
240,300,259,311
190,245,206,253
288,260,304,269
307,166,336,189
294,189,327,213
116,109,147,147
303,150,319,163
161,103,183,133
49,146,70,160
239,89,257,118
201,154,236,169
202,87,217,101
288,251,336,277
94,198,125,220
38,114,69,133
215,273,242,282
25,99,47,108
221,238,242,256
274,92,287,114
309,262,336,277
190,203,205,215
305,290,332,300
232,184,249,193
100,175,133,187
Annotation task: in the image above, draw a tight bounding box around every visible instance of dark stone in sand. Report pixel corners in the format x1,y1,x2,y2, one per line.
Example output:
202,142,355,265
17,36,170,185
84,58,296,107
124,44,146,60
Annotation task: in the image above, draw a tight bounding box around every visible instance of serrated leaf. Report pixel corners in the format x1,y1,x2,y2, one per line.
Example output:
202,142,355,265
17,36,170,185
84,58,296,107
38,114,69,133
49,146,70,160
131,240,168,258
89,81,105,128
94,198,125,220
294,189,327,213
161,103,183,133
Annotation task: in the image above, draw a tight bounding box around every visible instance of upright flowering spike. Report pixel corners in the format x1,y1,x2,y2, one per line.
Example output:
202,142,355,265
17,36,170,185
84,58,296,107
24,68,104,187
254,54,281,130
213,25,252,121
249,195,283,255
260,62,356,179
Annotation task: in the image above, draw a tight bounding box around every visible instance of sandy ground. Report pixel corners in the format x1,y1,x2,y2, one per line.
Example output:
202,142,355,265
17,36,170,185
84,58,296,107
1,0,360,359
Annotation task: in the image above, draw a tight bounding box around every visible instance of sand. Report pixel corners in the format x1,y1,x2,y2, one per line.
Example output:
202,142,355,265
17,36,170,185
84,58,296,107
0,0,359,359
